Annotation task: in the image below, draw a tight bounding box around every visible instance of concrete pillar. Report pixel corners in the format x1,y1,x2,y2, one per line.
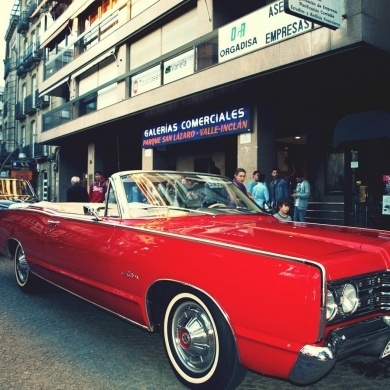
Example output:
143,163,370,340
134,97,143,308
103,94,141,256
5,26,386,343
237,104,275,187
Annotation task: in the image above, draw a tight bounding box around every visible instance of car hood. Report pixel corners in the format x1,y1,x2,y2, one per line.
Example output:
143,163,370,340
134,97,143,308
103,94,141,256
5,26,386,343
138,214,390,279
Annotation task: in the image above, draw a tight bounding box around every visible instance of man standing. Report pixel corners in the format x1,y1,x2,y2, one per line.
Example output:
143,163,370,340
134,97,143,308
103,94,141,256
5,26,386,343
66,176,89,202
89,170,107,203
247,170,260,197
291,173,311,222
269,168,289,209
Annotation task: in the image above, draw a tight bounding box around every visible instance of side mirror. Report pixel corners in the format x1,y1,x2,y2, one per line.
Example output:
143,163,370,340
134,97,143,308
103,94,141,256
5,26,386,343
83,205,104,221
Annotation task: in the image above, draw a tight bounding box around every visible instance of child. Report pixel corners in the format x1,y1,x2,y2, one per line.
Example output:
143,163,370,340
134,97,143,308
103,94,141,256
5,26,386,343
273,197,292,221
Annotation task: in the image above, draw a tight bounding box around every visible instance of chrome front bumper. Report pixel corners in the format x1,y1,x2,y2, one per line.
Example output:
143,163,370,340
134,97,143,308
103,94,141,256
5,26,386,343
289,315,390,385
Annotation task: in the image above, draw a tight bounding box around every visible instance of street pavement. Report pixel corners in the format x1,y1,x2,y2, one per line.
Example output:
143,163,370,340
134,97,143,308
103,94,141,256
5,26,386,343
0,255,389,390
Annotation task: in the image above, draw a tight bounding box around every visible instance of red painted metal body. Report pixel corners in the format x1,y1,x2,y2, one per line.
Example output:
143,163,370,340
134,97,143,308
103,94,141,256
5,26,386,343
1,203,389,381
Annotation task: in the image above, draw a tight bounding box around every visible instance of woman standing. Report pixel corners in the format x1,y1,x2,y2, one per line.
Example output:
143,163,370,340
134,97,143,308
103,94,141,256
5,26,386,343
232,168,248,195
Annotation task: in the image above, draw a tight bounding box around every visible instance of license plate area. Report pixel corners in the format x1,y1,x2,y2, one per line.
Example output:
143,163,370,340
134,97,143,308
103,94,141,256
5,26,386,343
380,340,390,358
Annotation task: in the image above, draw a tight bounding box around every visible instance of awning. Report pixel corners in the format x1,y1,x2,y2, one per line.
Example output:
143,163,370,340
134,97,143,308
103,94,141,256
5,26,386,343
39,76,69,97
71,48,117,80
333,111,390,147
40,20,70,49
71,0,96,19
30,0,49,19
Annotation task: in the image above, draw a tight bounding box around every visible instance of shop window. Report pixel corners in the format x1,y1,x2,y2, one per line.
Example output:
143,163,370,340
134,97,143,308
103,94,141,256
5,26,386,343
196,37,218,71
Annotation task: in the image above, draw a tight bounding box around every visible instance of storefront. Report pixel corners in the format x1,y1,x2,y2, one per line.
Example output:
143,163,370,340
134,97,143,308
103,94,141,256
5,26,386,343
334,111,390,230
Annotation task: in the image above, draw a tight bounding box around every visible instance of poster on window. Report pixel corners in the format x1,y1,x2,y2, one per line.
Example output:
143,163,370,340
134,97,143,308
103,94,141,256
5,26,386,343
383,196,390,215
383,175,390,215
384,175,390,195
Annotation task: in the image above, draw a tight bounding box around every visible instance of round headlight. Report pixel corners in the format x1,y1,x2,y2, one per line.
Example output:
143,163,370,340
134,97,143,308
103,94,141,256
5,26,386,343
340,283,359,314
326,289,338,321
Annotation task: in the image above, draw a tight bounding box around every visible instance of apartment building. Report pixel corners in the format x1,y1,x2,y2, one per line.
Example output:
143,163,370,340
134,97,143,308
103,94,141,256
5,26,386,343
3,0,390,229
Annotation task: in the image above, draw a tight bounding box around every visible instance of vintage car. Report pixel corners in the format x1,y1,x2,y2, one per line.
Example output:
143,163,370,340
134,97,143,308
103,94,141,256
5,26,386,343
0,178,38,209
0,170,389,389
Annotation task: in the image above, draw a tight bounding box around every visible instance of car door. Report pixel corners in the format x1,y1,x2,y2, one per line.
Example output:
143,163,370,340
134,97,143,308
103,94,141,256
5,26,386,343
44,214,116,309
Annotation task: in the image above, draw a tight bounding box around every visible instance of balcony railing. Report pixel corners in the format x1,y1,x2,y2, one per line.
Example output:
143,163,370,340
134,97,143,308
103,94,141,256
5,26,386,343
24,93,37,115
17,11,29,34
16,57,28,78
36,92,50,109
42,34,218,132
34,143,49,158
15,102,26,121
26,1,38,18
43,105,72,131
44,10,120,80
23,41,42,70
45,49,74,78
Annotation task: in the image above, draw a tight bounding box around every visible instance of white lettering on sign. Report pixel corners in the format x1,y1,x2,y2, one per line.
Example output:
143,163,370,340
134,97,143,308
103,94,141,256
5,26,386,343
218,0,312,63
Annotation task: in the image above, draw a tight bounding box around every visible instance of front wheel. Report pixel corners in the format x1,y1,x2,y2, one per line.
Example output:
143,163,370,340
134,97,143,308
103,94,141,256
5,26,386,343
14,244,39,293
163,291,246,389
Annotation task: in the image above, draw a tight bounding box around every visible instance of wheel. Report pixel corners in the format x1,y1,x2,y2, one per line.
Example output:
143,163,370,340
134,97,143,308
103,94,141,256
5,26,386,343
208,203,226,208
14,244,39,293
163,291,246,389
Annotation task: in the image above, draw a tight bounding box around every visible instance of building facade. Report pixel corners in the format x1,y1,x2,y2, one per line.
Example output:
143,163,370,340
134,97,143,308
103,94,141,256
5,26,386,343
3,0,390,229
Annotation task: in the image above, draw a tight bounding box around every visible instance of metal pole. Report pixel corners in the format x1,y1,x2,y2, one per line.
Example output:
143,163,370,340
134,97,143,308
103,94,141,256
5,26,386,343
0,142,24,174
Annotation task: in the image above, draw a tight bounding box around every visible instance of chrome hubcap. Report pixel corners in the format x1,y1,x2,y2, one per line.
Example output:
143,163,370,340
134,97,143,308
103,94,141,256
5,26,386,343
172,301,216,374
16,248,28,284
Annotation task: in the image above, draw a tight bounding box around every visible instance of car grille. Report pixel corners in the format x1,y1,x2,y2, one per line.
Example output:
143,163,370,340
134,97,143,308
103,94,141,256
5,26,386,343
328,271,390,324
355,272,390,315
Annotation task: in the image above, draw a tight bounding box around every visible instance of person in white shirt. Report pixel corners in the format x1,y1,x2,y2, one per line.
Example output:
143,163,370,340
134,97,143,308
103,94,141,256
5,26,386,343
291,173,311,222
252,173,270,210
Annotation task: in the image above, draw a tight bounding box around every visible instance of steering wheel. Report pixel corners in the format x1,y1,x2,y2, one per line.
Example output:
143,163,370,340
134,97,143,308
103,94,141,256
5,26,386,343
208,203,227,208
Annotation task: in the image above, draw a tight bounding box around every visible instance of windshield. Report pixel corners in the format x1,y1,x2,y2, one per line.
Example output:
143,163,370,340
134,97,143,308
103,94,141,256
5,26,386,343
116,171,263,217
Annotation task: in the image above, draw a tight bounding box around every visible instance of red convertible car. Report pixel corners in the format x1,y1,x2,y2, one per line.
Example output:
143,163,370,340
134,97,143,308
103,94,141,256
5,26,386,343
0,170,389,389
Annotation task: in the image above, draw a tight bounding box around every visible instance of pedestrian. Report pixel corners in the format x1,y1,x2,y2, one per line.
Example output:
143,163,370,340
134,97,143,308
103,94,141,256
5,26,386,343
269,167,289,210
232,168,248,195
251,173,270,210
206,160,221,175
247,170,260,197
89,170,107,203
66,176,89,202
273,197,292,221
291,172,311,222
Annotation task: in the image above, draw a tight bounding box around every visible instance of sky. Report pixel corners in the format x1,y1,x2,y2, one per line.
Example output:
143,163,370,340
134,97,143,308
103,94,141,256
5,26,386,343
0,1,18,86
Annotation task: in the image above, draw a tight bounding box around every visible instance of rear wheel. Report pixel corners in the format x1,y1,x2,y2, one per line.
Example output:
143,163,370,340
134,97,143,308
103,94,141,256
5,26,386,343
14,244,39,293
163,291,246,389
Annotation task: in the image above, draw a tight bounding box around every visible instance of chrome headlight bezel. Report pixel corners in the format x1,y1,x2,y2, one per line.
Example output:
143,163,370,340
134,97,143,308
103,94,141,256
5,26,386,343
326,281,360,323
326,288,338,321
340,283,359,315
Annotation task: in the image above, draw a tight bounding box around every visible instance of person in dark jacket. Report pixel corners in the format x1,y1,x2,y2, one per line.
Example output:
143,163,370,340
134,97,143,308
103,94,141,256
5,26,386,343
269,167,289,209
66,176,89,202
232,168,248,195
